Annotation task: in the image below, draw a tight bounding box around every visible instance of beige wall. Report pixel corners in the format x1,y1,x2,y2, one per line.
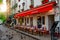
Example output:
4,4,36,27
45,16,49,30
33,16,37,27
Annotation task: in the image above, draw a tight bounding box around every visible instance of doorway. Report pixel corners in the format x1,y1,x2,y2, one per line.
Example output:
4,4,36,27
48,15,55,30
37,16,41,28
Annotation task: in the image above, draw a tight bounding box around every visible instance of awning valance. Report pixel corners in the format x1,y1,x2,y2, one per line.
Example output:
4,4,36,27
14,1,56,18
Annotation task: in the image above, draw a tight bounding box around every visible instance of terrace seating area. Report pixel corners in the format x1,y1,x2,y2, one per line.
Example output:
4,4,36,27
5,22,60,37
14,24,49,36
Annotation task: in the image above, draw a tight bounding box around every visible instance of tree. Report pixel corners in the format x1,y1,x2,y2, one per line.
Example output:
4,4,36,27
0,0,3,4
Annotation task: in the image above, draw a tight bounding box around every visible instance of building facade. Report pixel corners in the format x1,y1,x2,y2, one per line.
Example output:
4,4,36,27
11,0,59,31
6,0,11,17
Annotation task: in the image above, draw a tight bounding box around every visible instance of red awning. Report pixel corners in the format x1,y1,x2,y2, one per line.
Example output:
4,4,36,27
14,1,56,18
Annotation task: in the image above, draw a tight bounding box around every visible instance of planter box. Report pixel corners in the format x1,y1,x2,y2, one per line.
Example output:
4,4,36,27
30,5,34,9
42,0,49,4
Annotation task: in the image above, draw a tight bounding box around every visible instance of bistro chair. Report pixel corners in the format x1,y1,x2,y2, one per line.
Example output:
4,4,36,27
33,26,39,35
26,27,30,33
41,26,49,36
29,27,34,34
23,26,27,32
20,26,24,31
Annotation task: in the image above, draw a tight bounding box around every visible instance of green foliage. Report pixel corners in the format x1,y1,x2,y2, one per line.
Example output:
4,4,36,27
12,3,17,9
0,0,3,4
0,13,6,23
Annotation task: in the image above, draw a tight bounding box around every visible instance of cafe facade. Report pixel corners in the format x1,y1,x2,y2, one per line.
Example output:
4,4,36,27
14,1,57,31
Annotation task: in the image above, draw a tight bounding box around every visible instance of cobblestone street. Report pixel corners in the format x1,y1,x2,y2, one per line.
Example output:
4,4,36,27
0,25,21,40
0,25,60,40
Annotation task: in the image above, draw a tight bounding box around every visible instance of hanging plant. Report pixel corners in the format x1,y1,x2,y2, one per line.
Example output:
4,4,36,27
12,3,17,9
42,0,49,4
0,0,3,4
30,5,34,9
42,0,49,3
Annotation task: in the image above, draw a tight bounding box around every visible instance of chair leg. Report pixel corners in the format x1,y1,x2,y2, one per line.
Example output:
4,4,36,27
39,32,42,36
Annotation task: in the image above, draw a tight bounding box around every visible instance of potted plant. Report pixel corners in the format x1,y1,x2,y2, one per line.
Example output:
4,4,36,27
42,0,49,4
30,5,34,9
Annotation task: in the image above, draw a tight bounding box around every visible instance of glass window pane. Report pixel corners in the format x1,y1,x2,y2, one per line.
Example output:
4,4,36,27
27,18,29,23
42,16,45,24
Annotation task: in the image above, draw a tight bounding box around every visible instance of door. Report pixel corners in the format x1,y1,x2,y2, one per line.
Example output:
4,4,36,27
48,15,54,30
37,16,41,28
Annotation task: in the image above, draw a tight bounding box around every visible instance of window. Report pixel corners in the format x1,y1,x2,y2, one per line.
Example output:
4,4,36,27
25,18,26,25
55,0,59,3
18,5,20,12
37,16,45,25
41,16,45,24
37,16,41,23
22,2,25,11
22,18,24,23
30,17,33,26
30,0,34,8
49,0,51,1
19,5,20,8
18,0,20,2
14,0,16,3
27,18,29,23
31,0,34,5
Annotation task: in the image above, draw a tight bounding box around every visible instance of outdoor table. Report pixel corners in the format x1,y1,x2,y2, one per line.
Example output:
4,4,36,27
33,28,39,35
26,27,30,33
29,27,34,34
23,26,27,32
20,26,24,31
41,30,48,36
